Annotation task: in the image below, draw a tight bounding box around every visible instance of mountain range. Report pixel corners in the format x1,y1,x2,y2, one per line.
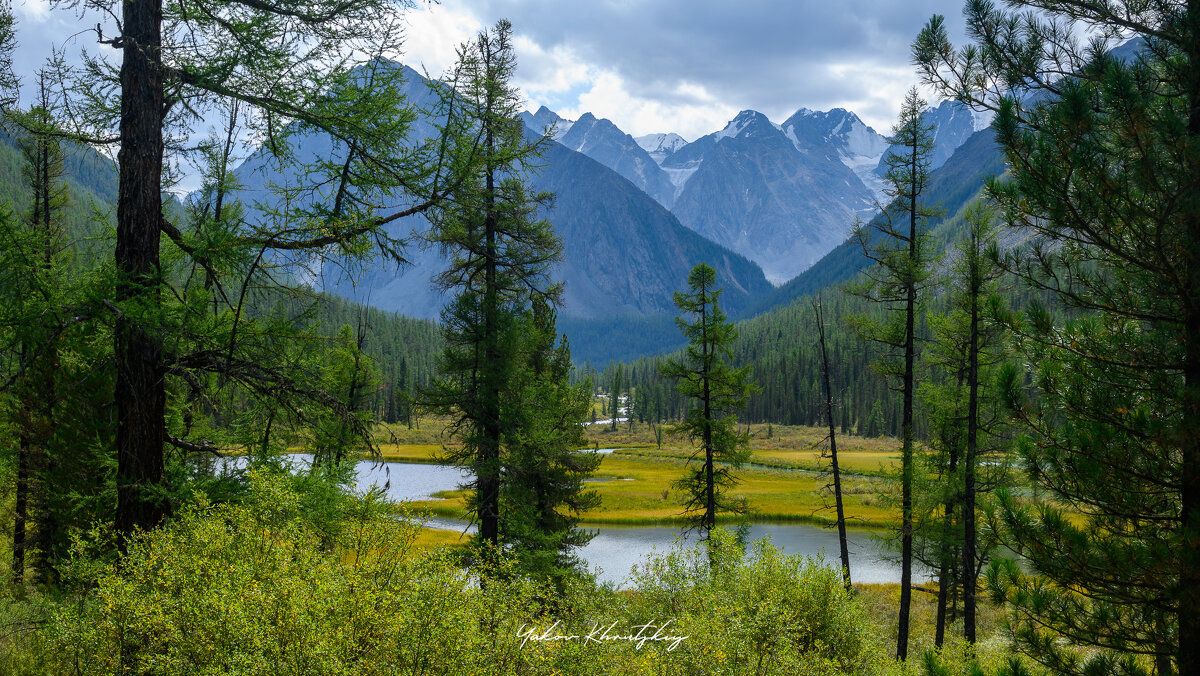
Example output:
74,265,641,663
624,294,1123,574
529,98,981,284
13,59,1002,365
232,64,773,326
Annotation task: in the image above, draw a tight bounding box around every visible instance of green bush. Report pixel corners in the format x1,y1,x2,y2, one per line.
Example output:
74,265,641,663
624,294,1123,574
620,528,889,675
35,473,892,674
44,471,604,675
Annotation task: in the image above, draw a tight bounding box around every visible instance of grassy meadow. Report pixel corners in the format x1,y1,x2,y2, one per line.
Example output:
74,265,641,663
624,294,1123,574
375,414,903,530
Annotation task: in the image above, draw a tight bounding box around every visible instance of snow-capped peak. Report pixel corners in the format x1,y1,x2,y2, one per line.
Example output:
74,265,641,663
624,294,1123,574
635,132,688,156
520,105,574,140
714,110,775,141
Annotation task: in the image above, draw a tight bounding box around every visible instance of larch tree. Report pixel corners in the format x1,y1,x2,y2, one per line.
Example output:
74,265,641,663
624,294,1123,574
0,62,123,583
914,3,1200,672
848,86,939,661
660,262,757,541
914,202,1012,647
3,72,70,583
37,0,464,541
501,297,599,585
422,19,563,558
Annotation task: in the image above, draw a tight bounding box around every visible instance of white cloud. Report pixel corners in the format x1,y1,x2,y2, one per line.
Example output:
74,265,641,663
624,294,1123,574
555,70,736,140
511,35,591,108
819,62,932,133
13,0,51,23
400,4,483,77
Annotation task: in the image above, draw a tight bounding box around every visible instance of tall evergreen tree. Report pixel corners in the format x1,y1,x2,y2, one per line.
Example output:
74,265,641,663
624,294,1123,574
311,321,379,465
9,74,69,583
501,297,599,585
611,364,623,431
849,86,939,661
916,4,1200,672
914,203,1011,647
0,69,114,583
660,263,757,540
422,19,562,558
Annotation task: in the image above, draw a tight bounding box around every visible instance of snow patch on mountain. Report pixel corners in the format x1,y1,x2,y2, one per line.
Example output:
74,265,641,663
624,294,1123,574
520,105,574,140
782,107,889,201
663,164,701,194
971,107,995,132
714,114,751,141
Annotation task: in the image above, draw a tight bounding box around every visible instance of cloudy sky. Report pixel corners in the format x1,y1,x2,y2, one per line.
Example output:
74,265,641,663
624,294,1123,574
397,0,974,140
11,0,972,144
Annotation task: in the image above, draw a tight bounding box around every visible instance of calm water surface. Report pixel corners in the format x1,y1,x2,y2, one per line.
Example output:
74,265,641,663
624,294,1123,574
228,455,913,586
357,459,910,586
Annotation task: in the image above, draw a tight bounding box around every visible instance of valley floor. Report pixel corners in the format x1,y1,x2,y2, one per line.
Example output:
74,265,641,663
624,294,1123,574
376,418,904,529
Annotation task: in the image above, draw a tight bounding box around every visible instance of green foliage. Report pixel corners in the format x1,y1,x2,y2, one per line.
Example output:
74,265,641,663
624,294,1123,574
45,471,586,675
422,20,581,563
501,298,600,585
911,203,1014,644
625,528,887,675
915,2,1200,672
0,474,894,675
848,86,942,659
310,323,380,464
660,263,758,537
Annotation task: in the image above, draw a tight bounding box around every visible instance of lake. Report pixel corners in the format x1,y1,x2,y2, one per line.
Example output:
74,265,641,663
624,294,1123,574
342,457,910,586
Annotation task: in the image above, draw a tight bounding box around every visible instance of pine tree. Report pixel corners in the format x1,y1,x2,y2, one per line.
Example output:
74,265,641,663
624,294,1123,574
916,4,1200,671
848,86,939,661
660,263,757,540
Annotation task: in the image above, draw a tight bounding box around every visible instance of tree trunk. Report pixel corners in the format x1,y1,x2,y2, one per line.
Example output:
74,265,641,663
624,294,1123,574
114,0,167,541
897,141,919,662
815,298,851,589
479,61,500,555
1178,10,1200,673
963,259,980,644
702,290,715,536
12,424,29,584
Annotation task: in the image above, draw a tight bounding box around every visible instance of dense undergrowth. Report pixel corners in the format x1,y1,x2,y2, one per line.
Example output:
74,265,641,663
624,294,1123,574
0,469,1023,675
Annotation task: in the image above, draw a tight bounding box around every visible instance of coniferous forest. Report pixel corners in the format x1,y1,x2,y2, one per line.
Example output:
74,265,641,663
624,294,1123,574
0,0,1197,674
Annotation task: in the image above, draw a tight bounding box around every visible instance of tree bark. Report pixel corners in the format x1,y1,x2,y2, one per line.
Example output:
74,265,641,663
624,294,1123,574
815,298,852,589
114,0,167,541
963,248,980,644
897,135,919,662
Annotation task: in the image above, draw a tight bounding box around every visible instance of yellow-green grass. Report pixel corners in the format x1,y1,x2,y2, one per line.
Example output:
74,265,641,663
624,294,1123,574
375,443,444,463
411,526,470,550
407,453,899,529
855,582,1013,667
